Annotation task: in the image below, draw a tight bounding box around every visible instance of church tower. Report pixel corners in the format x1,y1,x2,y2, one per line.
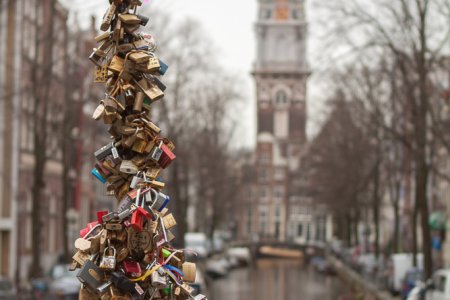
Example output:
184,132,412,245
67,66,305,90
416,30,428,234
245,0,309,242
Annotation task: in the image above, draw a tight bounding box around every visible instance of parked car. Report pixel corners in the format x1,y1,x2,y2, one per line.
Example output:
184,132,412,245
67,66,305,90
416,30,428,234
185,232,210,259
388,253,424,294
401,268,423,299
0,277,16,300
47,264,80,300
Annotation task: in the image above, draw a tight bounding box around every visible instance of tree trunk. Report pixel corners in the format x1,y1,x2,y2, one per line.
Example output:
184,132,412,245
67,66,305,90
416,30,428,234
393,199,400,253
373,158,381,259
412,198,418,267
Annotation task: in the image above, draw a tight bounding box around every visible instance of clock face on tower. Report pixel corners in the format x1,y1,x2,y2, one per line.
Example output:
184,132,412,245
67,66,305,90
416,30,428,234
276,0,289,20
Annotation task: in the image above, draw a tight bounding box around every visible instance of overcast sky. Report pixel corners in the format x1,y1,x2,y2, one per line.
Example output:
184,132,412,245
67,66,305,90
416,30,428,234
61,0,324,148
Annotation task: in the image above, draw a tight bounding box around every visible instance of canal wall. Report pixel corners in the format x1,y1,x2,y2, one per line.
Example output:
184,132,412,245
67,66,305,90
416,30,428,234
327,255,396,300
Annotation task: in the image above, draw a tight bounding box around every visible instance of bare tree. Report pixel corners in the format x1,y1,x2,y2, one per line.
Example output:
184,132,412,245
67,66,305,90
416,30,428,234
319,0,450,278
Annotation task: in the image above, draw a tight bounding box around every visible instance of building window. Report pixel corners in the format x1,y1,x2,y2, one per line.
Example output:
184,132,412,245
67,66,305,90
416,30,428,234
274,186,284,201
274,168,285,180
259,168,268,182
275,90,288,105
297,224,303,237
259,186,269,200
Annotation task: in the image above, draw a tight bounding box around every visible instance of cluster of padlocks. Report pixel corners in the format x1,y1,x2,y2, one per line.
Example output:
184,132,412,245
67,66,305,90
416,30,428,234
71,1,207,299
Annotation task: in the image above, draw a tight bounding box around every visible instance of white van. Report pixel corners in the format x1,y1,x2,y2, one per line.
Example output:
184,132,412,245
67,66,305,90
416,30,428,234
426,269,450,300
185,232,210,258
389,253,424,293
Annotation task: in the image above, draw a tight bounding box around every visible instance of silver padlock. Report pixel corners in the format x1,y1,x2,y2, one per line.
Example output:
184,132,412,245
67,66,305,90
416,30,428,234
120,160,138,174
130,172,144,189
118,204,137,221
99,245,116,270
151,268,167,288
148,141,163,162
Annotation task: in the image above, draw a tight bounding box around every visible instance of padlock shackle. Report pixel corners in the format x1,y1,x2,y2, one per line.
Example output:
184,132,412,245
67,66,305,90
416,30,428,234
83,223,102,239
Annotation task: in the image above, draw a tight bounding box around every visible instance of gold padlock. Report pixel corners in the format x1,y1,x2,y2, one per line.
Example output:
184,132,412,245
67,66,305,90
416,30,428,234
108,56,124,73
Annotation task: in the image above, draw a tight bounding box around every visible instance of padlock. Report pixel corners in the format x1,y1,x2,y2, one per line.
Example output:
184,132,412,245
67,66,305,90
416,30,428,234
182,262,197,283
117,43,134,53
180,283,194,296
130,173,144,189
148,142,163,162
94,66,108,83
77,256,106,292
104,98,118,113
129,51,150,64
113,19,123,42
133,91,144,113
118,13,141,24
158,143,176,169
119,160,138,174
95,143,115,161
116,246,129,262
105,223,123,231
150,180,165,190
97,281,112,296
158,59,169,75
110,272,144,296
146,83,164,102
162,213,177,230
122,259,142,277
128,227,152,252
100,3,117,31
100,246,117,270
73,250,91,266
146,190,169,212
95,31,111,43
80,221,100,238
97,210,109,223
75,238,92,252
193,294,208,300
108,56,124,73
150,268,166,289
130,207,151,232
92,103,106,120
102,212,119,223
145,167,160,180
166,229,176,243
132,138,147,153
136,14,149,26
91,168,107,184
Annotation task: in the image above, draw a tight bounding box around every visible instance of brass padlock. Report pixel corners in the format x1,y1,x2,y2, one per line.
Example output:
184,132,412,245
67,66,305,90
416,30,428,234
118,13,141,25
162,213,177,230
73,250,90,266
133,91,144,113
101,3,116,31
120,160,138,174
108,56,124,74
94,66,108,83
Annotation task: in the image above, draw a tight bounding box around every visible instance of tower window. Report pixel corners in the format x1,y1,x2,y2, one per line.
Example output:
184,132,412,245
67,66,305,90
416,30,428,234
275,90,289,104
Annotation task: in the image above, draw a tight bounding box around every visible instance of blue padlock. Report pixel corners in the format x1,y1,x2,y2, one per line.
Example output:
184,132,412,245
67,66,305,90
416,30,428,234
158,59,169,75
91,168,106,184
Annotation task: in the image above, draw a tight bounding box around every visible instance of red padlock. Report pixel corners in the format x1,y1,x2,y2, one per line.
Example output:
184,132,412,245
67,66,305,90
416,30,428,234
123,259,142,278
130,207,151,232
158,144,176,169
97,210,109,224
79,221,99,238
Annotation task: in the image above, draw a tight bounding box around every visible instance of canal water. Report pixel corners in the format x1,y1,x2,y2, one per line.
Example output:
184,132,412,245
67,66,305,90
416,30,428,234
209,258,350,300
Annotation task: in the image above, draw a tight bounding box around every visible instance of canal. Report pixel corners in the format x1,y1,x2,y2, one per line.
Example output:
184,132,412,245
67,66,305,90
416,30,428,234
208,258,351,300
